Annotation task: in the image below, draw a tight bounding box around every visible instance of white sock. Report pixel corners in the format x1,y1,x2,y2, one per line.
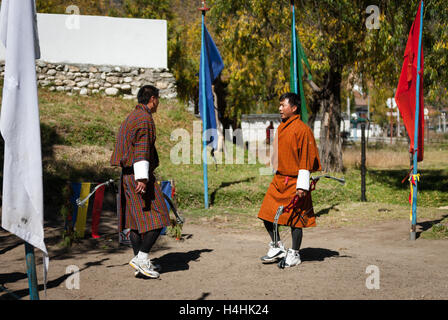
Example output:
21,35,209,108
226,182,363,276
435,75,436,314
138,251,149,260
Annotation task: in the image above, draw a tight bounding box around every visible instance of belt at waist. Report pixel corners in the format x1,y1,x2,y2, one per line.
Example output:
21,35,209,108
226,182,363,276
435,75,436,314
275,171,297,178
122,166,134,175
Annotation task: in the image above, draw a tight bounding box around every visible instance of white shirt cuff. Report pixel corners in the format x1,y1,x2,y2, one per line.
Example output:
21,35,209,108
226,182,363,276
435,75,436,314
133,160,149,181
296,170,310,191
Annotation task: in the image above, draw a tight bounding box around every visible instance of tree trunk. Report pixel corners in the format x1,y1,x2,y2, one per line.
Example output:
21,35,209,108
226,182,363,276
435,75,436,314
308,89,322,133
318,67,344,172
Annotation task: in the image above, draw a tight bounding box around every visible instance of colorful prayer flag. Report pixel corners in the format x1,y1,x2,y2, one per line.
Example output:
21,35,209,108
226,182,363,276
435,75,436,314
69,182,106,239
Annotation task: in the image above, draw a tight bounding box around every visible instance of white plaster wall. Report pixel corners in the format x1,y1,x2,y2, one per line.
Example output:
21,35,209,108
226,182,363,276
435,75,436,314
314,120,382,140
241,119,280,143
0,13,167,69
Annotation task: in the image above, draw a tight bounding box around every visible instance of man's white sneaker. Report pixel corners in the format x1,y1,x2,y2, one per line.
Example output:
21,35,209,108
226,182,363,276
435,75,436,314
261,241,286,262
279,248,301,268
129,256,160,279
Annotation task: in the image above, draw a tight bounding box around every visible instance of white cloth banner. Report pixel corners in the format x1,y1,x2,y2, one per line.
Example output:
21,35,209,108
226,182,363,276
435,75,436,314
0,0,48,288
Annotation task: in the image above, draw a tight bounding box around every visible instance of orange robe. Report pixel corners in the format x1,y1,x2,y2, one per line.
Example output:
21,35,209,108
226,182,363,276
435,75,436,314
258,115,321,228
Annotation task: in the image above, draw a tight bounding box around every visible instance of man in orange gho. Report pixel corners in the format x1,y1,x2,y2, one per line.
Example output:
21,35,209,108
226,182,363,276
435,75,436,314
258,92,321,268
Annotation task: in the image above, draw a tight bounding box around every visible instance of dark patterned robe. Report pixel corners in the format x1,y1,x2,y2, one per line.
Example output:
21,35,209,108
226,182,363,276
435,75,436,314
110,104,170,233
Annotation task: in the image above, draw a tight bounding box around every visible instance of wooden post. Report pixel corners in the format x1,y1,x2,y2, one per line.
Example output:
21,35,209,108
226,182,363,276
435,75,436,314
361,123,367,202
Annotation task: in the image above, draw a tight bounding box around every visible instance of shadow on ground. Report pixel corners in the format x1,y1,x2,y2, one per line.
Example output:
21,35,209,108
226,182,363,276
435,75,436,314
369,169,448,192
210,177,256,206
153,249,214,274
0,258,110,300
300,247,351,262
416,214,448,239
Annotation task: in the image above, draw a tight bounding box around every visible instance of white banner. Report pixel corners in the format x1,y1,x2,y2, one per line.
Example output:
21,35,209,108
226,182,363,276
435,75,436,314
0,0,48,285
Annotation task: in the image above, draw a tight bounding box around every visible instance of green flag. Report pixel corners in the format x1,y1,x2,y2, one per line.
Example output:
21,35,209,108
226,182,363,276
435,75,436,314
290,4,312,124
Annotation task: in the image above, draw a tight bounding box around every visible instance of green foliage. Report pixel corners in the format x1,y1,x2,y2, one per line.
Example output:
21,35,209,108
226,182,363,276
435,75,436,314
121,0,173,20
421,221,448,240
360,0,448,110
166,223,183,240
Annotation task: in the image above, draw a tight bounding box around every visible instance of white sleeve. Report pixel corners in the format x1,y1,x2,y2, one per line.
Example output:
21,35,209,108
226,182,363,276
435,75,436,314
133,160,149,181
296,169,310,191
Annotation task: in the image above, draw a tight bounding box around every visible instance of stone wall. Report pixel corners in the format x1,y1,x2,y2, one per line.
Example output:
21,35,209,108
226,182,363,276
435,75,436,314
0,61,177,100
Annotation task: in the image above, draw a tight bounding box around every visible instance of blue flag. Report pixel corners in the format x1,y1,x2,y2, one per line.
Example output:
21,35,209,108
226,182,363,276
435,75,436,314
199,24,224,150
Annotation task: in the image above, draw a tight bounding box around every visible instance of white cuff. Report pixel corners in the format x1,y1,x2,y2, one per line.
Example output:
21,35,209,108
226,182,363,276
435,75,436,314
296,170,310,191
133,160,149,181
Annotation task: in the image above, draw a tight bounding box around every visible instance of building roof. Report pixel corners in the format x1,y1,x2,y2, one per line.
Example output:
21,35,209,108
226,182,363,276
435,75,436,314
241,114,281,121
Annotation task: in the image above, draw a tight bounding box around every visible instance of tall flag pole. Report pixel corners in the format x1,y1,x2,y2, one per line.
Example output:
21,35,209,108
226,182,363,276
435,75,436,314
411,0,424,240
198,0,224,209
290,0,312,124
0,0,48,298
291,0,298,94
395,1,425,240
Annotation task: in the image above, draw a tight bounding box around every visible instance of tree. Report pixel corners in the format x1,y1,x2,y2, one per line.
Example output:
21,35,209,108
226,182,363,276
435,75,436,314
209,0,448,172
36,0,448,171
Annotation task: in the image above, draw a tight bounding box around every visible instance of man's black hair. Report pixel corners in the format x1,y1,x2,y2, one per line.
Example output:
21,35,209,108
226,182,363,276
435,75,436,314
279,92,301,114
137,85,159,104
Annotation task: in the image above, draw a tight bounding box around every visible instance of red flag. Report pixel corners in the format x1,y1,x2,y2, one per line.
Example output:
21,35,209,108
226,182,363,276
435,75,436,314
91,185,105,239
395,1,424,162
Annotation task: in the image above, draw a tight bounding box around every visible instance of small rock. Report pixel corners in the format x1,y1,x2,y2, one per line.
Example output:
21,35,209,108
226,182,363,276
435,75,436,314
77,80,89,88
68,65,80,72
156,81,168,90
106,76,119,84
80,88,88,95
105,87,119,96
160,72,173,78
46,69,57,76
99,66,113,73
36,60,47,68
63,80,76,87
121,84,131,92
123,94,135,100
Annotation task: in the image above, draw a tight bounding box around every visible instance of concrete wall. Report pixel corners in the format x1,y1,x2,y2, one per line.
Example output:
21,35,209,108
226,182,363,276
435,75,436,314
0,13,167,69
241,115,281,143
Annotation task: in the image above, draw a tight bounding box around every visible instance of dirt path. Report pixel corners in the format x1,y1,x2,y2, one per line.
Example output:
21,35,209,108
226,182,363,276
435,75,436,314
1,210,448,300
